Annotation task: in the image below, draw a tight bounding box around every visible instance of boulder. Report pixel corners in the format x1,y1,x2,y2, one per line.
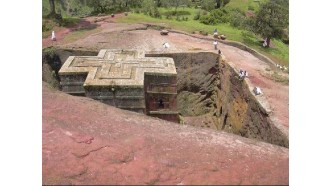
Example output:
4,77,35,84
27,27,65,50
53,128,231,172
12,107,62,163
160,30,169,35
220,35,226,40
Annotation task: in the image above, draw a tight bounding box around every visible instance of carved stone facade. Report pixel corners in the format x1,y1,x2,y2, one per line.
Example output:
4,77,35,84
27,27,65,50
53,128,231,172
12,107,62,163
59,49,178,122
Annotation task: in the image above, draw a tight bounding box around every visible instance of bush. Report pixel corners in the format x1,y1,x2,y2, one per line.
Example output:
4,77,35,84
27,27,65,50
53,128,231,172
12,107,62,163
202,10,208,15
248,5,255,11
194,10,201,20
59,17,81,27
199,9,230,25
153,8,161,18
200,15,218,25
163,10,191,16
194,14,200,20
42,19,58,32
229,10,246,28
199,30,208,36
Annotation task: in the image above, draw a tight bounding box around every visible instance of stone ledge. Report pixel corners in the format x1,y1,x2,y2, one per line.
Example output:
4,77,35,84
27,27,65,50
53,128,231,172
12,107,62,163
149,110,179,115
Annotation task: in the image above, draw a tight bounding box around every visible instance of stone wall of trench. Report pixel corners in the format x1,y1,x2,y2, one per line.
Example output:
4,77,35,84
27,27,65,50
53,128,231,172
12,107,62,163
42,48,288,147
146,52,288,148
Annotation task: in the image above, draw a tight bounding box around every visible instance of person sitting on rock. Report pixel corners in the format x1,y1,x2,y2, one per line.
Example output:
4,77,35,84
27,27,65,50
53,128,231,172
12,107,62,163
254,87,262,95
238,69,246,80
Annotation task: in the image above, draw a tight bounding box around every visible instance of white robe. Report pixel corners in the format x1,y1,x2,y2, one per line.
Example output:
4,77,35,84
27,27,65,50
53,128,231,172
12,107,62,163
51,31,56,41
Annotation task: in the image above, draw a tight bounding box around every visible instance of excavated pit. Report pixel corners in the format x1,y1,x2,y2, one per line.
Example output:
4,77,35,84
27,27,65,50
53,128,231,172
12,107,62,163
42,48,288,148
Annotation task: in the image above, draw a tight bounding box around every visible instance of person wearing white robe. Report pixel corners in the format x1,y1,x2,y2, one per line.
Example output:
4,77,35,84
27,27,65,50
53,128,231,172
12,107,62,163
213,40,218,50
51,31,56,41
163,42,170,49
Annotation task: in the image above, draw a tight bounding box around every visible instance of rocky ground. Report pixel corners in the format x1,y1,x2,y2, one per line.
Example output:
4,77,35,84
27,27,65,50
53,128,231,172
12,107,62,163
42,14,289,184
43,14,288,129
43,83,288,185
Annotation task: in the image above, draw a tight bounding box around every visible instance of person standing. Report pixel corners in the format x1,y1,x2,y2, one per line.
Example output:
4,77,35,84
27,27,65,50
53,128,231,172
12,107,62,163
213,40,218,50
51,31,56,41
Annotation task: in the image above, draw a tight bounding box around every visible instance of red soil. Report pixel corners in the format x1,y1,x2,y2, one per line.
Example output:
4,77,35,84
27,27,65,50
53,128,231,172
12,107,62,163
43,83,289,185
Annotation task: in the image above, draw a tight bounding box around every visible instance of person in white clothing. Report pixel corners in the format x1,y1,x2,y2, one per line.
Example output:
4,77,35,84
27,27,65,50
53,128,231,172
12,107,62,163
51,31,56,41
163,42,170,49
213,40,218,50
262,39,267,47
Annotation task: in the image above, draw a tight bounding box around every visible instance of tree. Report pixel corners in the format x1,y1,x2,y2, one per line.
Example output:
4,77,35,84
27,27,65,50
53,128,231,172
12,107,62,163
253,0,288,47
47,0,63,21
215,0,230,9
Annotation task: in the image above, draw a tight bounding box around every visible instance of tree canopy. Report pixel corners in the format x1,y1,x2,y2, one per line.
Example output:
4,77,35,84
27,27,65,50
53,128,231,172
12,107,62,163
253,0,289,47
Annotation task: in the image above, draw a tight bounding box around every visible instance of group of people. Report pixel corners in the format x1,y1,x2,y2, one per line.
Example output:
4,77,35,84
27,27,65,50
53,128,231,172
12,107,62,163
276,63,288,71
239,69,248,79
162,42,170,50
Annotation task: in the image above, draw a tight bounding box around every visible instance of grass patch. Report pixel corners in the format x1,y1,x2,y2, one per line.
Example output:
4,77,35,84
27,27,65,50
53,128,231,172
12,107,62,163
117,12,288,65
260,71,289,85
225,0,267,13
271,71,289,85
61,27,101,44
60,17,81,27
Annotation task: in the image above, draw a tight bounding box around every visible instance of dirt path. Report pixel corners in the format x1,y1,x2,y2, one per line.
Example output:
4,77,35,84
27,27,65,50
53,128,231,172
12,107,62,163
42,13,125,48
43,15,288,131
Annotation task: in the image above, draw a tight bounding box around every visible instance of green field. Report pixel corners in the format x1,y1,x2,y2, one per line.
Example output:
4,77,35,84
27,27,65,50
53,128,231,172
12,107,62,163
117,9,288,66
225,0,267,12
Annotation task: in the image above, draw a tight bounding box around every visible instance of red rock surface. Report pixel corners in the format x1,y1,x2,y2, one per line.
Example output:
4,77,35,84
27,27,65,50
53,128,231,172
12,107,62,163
42,83,288,185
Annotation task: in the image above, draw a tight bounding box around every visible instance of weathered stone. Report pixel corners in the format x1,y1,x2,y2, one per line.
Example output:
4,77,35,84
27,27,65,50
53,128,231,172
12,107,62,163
220,35,226,40
42,83,289,185
59,49,178,122
160,30,169,35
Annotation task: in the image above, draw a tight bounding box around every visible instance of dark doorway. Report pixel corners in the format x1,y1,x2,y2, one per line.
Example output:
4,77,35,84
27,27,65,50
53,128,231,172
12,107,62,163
158,99,164,108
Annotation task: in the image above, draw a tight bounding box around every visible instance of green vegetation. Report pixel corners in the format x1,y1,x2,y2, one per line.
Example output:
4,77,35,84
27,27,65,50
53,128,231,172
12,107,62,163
117,10,289,66
42,0,93,17
253,0,288,47
225,0,267,12
41,0,289,66
61,27,101,44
